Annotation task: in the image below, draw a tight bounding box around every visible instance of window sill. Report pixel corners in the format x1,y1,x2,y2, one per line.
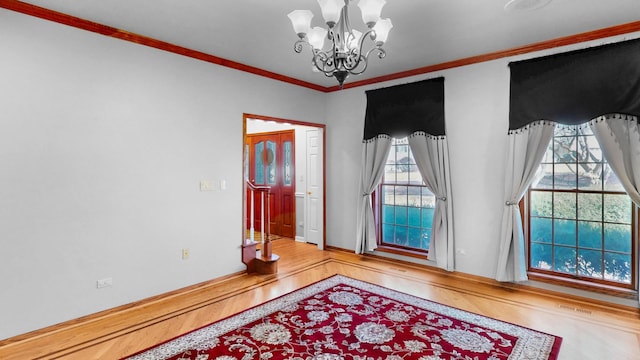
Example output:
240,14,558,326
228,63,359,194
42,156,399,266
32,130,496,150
374,245,428,260
527,272,638,299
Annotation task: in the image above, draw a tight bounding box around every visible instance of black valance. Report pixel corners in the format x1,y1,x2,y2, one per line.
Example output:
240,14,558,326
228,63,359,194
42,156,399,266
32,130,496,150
363,77,445,140
509,38,640,131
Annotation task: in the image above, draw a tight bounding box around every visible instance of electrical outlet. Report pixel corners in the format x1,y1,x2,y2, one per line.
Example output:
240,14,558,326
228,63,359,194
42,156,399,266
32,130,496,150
96,277,113,289
182,248,190,260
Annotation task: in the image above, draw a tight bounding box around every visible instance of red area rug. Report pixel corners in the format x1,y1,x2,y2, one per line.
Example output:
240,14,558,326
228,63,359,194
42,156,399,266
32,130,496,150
124,275,561,360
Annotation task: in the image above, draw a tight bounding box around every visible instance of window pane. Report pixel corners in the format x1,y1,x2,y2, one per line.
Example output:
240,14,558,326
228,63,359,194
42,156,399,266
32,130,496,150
555,126,577,136
554,219,576,246
554,246,576,274
394,226,408,246
554,192,576,219
394,186,407,206
395,206,408,225
407,186,421,207
255,141,265,185
553,136,577,163
382,185,394,205
408,207,421,227
604,223,632,253
421,229,431,250
283,141,292,186
421,187,435,207
530,191,552,217
577,164,603,190
422,207,434,228
554,163,577,189
603,164,625,192
384,164,397,183
531,243,552,270
382,204,394,224
408,227,421,248
578,249,603,279
382,223,394,242
577,135,602,161
604,252,632,283
578,221,602,249
531,217,552,243
577,193,602,221
532,163,553,189
604,194,632,224
266,141,276,185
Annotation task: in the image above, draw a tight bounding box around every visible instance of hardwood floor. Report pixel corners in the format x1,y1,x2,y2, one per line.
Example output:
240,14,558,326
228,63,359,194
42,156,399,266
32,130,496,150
1,239,639,359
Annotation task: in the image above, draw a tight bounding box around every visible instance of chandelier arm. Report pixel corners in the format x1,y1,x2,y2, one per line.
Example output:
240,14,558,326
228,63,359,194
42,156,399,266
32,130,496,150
338,27,376,72
348,47,386,76
294,39,311,54
312,52,337,77
365,46,386,61
345,55,368,75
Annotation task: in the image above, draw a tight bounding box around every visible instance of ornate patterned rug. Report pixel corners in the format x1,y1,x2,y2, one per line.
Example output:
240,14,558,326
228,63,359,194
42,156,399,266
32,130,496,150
124,275,561,360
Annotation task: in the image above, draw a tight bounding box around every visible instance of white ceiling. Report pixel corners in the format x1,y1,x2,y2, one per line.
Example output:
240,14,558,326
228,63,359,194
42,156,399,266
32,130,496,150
16,0,640,89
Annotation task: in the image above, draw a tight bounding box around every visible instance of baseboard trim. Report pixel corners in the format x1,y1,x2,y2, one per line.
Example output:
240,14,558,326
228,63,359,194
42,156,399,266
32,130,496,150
326,245,640,315
0,270,253,359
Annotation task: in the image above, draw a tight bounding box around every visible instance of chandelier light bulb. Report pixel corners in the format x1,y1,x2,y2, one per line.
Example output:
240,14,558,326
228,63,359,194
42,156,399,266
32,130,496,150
317,0,343,27
308,27,328,50
287,10,314,38
372,18,392,45
358,0,386,27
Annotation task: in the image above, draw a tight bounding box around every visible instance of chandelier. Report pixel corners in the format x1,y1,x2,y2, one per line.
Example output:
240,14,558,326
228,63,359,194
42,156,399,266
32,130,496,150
287,0,392,89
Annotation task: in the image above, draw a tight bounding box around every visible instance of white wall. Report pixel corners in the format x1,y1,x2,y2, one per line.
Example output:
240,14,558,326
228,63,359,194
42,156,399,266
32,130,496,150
0,10,325,339
324,33,640,307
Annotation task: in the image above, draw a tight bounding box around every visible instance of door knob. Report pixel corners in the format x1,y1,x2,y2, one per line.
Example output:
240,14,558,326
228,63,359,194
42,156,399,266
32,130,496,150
307,191,312,195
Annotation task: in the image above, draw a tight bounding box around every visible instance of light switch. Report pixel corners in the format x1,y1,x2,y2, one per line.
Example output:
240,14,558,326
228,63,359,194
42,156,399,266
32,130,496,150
200,181,212,191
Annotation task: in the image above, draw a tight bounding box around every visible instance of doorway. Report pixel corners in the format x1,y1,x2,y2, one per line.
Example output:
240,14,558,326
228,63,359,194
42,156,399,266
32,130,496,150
246,130,295,238
243,114,325,250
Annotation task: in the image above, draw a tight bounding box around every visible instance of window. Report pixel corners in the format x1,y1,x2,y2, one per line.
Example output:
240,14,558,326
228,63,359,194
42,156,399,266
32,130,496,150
376,137,435,253
527,125,636,289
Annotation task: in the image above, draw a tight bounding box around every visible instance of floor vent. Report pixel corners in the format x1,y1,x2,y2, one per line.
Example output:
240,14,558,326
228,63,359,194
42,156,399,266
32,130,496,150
557,304,592,315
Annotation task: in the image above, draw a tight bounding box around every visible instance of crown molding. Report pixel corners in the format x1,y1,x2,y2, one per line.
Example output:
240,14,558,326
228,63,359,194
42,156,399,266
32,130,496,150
2,0,639,93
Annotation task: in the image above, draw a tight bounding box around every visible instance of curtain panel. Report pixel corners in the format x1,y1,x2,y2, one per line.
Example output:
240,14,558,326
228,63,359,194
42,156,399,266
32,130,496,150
497,122,555,282
355,136,392,254
590,114,640,304
590,114,640,206
357,77,453,271
408,133,454,271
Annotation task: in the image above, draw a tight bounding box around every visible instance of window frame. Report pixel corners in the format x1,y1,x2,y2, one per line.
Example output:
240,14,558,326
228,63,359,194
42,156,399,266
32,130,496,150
373,138,434,258
524,126,639,295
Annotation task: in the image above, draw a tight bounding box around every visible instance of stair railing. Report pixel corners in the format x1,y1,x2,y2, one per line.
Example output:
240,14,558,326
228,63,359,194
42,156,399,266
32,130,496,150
246,181,272,259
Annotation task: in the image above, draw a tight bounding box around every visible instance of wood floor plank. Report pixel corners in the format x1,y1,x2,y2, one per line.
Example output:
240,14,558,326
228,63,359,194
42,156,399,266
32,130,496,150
1,239,638,359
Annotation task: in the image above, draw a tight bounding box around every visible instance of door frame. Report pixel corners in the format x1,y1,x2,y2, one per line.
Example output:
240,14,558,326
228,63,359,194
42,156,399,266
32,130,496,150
242,113,326,250
246,130,296,238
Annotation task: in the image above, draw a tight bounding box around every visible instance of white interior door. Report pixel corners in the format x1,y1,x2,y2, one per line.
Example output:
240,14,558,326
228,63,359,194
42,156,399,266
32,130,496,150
305,128,323,249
